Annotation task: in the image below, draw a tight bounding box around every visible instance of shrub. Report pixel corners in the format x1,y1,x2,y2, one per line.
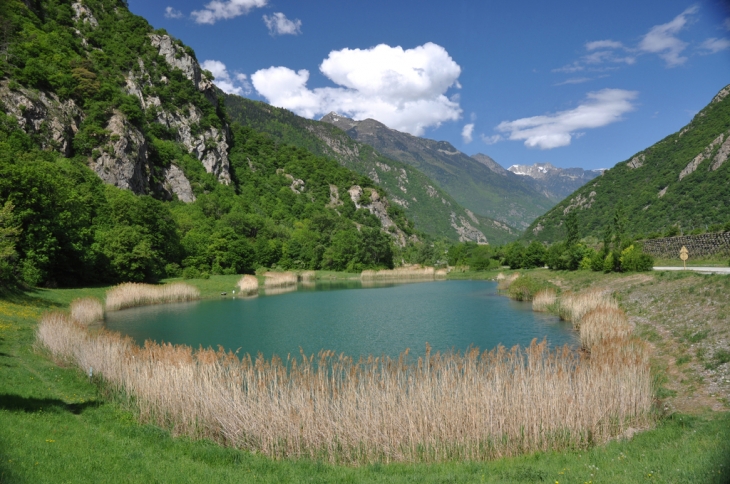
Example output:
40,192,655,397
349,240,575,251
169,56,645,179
620,245,654,272
182,267,200,279
507,275,556,301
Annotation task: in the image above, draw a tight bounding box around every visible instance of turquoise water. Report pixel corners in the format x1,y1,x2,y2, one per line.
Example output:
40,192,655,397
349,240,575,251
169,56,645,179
105,280,577,359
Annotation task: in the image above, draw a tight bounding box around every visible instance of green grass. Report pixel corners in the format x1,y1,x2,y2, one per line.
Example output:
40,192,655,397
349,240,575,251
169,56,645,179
1,278,730,482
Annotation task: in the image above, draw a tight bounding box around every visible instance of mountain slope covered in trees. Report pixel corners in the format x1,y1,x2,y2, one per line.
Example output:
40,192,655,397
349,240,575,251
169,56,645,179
320,113,555,230
223,94,516,244
0,0,430,287
523,85,730,243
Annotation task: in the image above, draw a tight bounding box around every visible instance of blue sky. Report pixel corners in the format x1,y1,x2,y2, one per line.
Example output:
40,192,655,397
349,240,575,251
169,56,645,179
128,0,730,170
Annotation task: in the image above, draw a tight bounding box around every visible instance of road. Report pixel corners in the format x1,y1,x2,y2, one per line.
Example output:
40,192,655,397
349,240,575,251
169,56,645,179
653,266,730,274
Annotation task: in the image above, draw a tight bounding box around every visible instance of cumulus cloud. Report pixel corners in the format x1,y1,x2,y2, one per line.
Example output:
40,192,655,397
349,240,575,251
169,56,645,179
263,12,302,35
461,123,474,144
251,42,462,136
201,60,252,95
638,6,698,66
495,89,638,150
164,6,183,19
192,0,267,24
699,37,730,54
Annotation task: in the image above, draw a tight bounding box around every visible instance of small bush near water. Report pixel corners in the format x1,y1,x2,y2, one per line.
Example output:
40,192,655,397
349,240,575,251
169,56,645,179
361,266,446,280
105,282,200,311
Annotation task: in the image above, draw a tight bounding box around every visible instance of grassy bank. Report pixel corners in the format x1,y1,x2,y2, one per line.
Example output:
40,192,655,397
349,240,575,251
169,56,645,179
1,273,729,481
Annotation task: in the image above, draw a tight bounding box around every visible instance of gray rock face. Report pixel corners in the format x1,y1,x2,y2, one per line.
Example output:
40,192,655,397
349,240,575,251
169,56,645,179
148,34,217,105
348,185,407,246
159,164,196,202
125,58,231,185
89,111,150,193
450,212,487,244
71,2,99,27
0,81,83,156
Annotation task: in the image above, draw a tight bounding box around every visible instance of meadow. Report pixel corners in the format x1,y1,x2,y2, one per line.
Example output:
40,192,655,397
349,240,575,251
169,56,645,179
0,271,729,482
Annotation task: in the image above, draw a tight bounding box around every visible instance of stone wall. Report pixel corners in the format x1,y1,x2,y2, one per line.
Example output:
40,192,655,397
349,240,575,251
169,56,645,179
641,232,730,259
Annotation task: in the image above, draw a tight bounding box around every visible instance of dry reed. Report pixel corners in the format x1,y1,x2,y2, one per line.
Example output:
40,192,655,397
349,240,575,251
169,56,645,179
298,271,316,282
497,273,519,291
361,266,437,280
434,268,448,278
237,275,259,296
69,297,104,325
106,283,200,311
37,311,653,464
557,288,619,326
263,272,297,288
532,289,557,312
579,307,632,350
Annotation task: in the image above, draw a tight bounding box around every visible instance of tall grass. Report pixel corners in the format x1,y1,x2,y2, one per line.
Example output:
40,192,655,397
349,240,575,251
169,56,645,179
496,272,519,291
557,288,619,326
579,307,632,349
69,297,104,325
106,283,200,311
532,289,557,312
37,311,653,464
298,271,316,282
263,272,297,288
361,266,437,280
237,275,259,296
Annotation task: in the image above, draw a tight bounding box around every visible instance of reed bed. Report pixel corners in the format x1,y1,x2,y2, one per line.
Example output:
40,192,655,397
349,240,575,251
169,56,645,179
106,283,200,311
263,272,297,288
237,275,259,296
579,307,632,350
532,289,557,312
557,288,619,326
298,271,316,282
434,268,448,278
37,309,653,464
496,272,519,291
69,297,104,325
361,266,436,280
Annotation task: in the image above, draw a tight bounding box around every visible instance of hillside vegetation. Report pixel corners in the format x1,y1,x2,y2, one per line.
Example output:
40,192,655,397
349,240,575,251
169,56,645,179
224,94,516,244
525,85,730,243
0,0,436,287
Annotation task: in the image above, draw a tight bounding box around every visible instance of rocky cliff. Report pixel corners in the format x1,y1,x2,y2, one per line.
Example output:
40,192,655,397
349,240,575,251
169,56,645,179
507,162,602,201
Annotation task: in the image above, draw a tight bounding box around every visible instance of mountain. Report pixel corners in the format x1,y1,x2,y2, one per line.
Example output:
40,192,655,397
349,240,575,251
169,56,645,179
319,113,555,230
0,0,445,286
223,95,516,244
523,85,730,243
507,162,603,201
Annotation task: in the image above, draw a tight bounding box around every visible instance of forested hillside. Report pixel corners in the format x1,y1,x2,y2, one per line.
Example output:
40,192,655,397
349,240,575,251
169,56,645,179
0,0,427,287
524,85,730,243
223,94,516,244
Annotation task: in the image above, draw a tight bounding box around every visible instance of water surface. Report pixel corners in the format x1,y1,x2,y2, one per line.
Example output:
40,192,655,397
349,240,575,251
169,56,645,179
105,280,576,359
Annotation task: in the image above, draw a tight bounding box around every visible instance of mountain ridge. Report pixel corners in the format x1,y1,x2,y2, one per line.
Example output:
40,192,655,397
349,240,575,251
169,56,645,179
320,112,555,230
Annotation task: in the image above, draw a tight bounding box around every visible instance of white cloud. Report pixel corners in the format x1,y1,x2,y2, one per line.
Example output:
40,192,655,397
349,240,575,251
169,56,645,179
699,37,730,54
585,40,625,51
638,6,698,66
495,89,638,150
192,0,267,24
251,42,463,136
200,59,252,95
263,12,302,36
164,6,183,19
461,123,474,144
480,134,503,145
554,77,593,86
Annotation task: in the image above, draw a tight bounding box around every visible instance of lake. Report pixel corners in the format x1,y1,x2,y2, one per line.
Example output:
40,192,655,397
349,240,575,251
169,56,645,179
105,280,577,359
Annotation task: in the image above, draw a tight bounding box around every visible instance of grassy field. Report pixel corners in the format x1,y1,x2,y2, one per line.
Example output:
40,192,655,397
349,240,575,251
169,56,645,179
1,273,729,482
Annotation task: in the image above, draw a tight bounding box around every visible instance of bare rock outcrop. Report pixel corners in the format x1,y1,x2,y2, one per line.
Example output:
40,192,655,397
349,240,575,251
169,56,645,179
450,212,487,244
0,81,83,156
158,164,195,203
679,133,725,180
90,111,150,193
348,185,407,246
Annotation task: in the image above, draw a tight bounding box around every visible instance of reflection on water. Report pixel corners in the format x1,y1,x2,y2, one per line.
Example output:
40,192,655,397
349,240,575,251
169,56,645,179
105,280,577,360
